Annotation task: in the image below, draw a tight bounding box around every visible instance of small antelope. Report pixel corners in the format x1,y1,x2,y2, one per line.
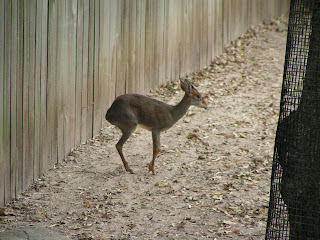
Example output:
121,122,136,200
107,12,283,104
105,78,208,174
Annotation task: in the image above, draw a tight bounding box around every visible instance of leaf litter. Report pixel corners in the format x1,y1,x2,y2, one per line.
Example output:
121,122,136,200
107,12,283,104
0,17,288,239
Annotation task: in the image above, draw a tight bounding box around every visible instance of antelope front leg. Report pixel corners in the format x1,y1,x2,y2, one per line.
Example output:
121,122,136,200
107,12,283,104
149,130,160,174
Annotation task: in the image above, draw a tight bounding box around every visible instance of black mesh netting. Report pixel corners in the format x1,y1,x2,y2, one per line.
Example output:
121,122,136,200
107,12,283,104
265,0,320,239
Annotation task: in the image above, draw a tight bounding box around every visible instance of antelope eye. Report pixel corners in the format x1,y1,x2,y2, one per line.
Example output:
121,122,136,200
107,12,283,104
197,94,201,99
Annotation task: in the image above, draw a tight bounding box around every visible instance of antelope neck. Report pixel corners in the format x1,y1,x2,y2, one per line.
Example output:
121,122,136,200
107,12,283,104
171,93,191,122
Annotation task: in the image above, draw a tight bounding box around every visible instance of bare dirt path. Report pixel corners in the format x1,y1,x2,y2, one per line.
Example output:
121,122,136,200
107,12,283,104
0,18,288,240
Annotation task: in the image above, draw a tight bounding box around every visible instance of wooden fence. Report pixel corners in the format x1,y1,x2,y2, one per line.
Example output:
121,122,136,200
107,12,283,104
0,0,289,206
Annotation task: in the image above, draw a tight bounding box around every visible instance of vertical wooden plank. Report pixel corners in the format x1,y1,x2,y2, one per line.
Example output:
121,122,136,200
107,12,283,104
264,0,268,21
163,0,169,83
98,0,105,122
56,0,77,161
211,0,217,59
247,0,252,27
115,0,122,97
275,0,279,17
164,0,170,82
281,0,290,16
87,0,94,139
108,0,117,101
238,0,243,38
0,0,6,206
47,0,58,167
269,0,276,20
3,0,12,204
215,0,223,56
248,0,257,27
180,0,186,76
144,0,151,92
268,0,273,20
280,0,285,16
137,0,146,93
173,0,181,80
200,0,208,68
207,0,215,61
191,0,196,72
56,0,65,163
103,0,112,125
135,0,141,93
149,0,156,89
157,0,165,86
134,0,139,92
228,0,235,42
276,0,281,18
276,0,280,17
75,0,84,146
81,0,89,143
116,0,126,96
151,0,156,85
180,0,186,77
34,0,42,181
151,0,160,89
241,0,248,34
264,0,269,21
279,1,283,18
127,0,136,93
231,0,237,40
4,0,12,204
258,0,264,23
166,0,172,82
255,0,260,26
193,0,200,71
15,0,24,196
237,0,242,37
154,0,164,87
123,0,128,94
237,0,242,36
57,0,71,160
191,0,196,71
39,0,48,175
22,0,31,191
10,0,18,199
256,0,260,24
64,0,77,157
176,0,183,79
93,0,101,135
222,0,229,47
107,1,114,111
193,1,203,68
28,0,36,184
101,0,108,113
99,0,109,127
179,0,189,76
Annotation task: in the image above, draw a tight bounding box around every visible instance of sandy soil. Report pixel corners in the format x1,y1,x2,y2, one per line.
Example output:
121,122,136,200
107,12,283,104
0,18,288,240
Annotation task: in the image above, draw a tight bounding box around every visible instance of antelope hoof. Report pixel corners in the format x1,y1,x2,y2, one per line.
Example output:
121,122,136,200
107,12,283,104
148,164,156,175
125,167,134,174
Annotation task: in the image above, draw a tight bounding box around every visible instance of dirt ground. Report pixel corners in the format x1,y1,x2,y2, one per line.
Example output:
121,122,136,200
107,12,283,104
0,17,288,240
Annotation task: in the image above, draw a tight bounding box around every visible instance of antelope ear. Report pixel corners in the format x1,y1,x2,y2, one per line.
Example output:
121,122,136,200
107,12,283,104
180,78,192,93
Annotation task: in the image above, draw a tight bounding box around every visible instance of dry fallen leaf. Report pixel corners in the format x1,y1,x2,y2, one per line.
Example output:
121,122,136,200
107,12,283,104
0,208,6,216
102,212,115,219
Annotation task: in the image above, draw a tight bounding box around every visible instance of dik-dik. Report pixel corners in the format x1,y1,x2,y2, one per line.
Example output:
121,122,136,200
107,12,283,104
105,78,208,174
